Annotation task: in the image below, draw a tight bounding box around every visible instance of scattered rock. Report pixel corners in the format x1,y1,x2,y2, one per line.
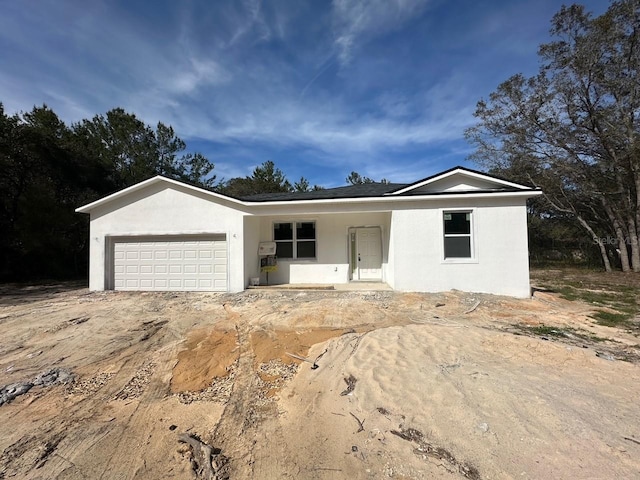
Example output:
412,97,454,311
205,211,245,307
66,372,114,396
1,368,74,406
477,422,489,433
33,368,74,387
114,363,155,400
0,383,33,406
177,364,237,404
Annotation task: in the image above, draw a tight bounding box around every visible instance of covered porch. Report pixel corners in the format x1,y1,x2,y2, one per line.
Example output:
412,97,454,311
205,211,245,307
243,211,393,288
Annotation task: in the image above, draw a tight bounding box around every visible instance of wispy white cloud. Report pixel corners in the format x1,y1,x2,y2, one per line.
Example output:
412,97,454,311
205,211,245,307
164,58,230,95
225,0,272,47
330,0,431,65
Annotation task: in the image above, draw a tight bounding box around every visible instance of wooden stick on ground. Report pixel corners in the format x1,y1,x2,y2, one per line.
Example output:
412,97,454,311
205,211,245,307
464,301,481,314
350,412,365,433
624,436,640,446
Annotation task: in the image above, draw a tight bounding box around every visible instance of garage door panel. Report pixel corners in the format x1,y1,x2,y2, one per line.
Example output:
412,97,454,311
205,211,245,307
113,236,228,292
199,250,212,259
199,264,212,274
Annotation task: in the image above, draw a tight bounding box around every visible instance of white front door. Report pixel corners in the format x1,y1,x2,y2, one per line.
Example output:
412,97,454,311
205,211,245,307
355,228,382,281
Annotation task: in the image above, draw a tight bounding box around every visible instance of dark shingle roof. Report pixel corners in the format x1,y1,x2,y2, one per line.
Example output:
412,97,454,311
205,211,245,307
234,166,539,202
241,183,407,202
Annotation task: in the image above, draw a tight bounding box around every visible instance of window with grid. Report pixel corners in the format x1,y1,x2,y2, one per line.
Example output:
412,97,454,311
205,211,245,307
443,211,472,259
273,222,316,259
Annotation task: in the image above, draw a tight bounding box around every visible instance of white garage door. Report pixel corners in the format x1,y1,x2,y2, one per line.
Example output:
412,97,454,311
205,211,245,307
112,236,228,291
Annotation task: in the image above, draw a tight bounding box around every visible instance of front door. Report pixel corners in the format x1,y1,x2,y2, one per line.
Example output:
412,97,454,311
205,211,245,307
355,228,382,281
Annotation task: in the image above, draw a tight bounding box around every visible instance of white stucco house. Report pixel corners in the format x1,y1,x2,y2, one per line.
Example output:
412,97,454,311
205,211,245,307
75,166,542,297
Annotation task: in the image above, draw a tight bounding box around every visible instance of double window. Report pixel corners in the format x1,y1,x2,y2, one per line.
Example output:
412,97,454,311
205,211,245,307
274,222,316,259
443,211,473,259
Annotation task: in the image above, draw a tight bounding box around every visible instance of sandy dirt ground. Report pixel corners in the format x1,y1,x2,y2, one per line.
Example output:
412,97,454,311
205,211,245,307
0,281,639,479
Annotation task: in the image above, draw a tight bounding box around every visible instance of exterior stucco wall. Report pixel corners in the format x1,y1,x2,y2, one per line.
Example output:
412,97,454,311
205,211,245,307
254,212,391,285
389,197,531,297
243,215,261,285
87,183,246,292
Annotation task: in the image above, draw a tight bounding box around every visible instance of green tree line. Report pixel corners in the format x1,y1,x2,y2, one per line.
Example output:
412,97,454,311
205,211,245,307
0,104,219,280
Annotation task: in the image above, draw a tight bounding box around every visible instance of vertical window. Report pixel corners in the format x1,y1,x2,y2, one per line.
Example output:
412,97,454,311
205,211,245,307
274,222,316,259
296,222,316,258
274,223,293,258
443,211,472,258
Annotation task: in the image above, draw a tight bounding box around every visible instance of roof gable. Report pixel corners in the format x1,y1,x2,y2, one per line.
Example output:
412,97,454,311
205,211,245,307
75,176,244,213
387,167,535,196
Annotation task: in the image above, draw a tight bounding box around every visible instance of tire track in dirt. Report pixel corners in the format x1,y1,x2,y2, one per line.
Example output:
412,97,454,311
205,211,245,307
208,304,292,479
208,303,257,478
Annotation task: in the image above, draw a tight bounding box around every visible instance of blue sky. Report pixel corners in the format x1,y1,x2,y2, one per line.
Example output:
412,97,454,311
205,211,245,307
0,0,607,187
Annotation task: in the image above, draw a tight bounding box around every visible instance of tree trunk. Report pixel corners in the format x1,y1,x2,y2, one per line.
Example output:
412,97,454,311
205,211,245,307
576,215,612,272
601,198,630,271
635,170,640,272
628,217,640,272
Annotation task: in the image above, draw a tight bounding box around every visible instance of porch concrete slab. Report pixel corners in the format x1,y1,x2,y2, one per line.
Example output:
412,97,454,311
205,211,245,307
334,282,392,291
246,282,391,291
247,284,335,291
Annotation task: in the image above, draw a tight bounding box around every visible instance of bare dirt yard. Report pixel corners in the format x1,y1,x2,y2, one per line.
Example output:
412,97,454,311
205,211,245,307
1,269,639,479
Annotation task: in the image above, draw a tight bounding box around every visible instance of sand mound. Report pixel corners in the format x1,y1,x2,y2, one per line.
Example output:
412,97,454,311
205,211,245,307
277,324,640,478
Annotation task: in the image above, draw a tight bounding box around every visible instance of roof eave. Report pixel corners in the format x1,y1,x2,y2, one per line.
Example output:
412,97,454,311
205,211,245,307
247,189,543,207
76,175,542,214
